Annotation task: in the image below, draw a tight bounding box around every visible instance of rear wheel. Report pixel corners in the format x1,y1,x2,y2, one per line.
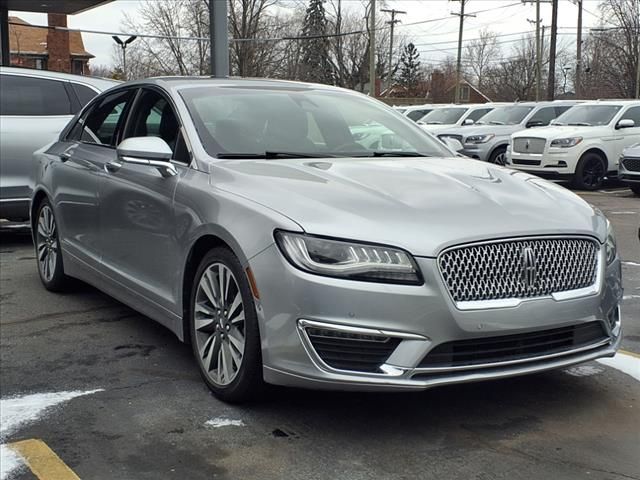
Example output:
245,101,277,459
488,146,507,165
35,199,71,291
189,247,263,403
573,153,606,191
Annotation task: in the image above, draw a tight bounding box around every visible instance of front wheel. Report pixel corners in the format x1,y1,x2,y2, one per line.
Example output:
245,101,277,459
488,146,507,165
189,247,263,403
35,199,71,291
573,153,606,191
629,183,640,196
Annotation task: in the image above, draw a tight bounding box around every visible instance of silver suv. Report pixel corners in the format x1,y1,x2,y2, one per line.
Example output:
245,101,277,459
0,67,118,221
437,101,580,164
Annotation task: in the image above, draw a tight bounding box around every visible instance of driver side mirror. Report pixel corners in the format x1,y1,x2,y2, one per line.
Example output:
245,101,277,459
462,118,474,126
616,119,635,130
115,137,177,177
526,120,544,128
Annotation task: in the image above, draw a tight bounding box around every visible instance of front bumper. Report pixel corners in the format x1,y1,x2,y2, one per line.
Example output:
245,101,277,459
249,244,623,392
618,160,640,184
507,147,577,178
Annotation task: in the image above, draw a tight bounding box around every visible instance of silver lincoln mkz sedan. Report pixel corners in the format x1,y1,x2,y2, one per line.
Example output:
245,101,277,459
32,78,623,402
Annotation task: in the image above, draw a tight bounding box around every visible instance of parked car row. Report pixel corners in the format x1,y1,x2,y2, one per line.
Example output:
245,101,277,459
0,67,119,221
396,100,640,193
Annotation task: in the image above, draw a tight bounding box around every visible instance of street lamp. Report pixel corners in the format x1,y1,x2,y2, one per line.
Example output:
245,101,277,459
112,35,137,81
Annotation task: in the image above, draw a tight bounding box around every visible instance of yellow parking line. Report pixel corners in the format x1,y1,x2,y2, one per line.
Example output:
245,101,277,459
620,349,640,359
9,439,80,480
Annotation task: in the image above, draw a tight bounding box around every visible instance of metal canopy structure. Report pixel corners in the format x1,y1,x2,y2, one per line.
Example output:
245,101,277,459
0,0,114,66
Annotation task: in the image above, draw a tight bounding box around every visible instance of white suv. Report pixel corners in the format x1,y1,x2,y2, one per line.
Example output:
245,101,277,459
507,100,640,190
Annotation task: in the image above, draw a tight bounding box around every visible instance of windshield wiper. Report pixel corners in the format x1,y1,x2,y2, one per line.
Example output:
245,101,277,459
568,122,591,126
427,121,443,124
489,121,505,125
217,151,332,159
370,151,430,157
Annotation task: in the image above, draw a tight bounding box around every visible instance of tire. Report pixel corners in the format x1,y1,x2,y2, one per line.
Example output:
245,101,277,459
34,199,71,292
573,153,606,191
488,146,507,165
630,183,640,196
189,247,263,403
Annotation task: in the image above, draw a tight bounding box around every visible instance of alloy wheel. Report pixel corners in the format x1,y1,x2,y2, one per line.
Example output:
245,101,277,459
581,157,605,189
36,205,58,282
493,151,507,166
193,263,246,386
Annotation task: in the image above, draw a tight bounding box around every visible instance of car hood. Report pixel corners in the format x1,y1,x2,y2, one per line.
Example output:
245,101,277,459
419,124,458,134
439,124,522,140
512,125,610,140
212,157,605,257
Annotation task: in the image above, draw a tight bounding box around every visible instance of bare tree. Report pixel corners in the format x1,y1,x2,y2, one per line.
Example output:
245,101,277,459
580,0,638,98
464,29,499,90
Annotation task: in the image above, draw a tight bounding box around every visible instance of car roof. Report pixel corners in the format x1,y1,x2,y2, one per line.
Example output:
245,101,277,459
0,66,120,90
571,99,640,107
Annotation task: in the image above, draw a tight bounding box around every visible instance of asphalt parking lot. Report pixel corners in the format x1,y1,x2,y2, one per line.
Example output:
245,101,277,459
1,187,638,480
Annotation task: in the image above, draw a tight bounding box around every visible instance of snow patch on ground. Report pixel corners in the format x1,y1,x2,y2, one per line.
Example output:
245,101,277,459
564,365,605,377
0,445,24,480
0,389,103,440
205,417,245,428
597,353,640,382
0,389,103,480
622,261,640,267
623,295,640,300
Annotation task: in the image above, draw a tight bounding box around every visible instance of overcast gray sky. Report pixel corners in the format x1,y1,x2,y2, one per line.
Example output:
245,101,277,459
10,0,605,68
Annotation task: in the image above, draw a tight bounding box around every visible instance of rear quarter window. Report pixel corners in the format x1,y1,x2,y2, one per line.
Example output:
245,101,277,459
71,83,99,107
0,74,72,116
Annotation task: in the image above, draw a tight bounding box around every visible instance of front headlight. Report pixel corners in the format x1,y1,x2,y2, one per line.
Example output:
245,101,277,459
605,219,617,264
550,137,582,148
274,231,422,285
465,134,495,144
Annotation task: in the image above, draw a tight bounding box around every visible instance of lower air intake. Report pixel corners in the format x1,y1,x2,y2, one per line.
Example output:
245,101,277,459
305,327,400,373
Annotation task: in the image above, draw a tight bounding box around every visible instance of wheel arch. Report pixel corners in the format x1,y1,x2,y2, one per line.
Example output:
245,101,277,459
30,188,50,232
488,143,508,160
181,233,243,343
579,147,609,170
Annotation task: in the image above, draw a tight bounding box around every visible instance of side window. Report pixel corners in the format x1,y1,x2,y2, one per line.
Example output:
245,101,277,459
528,107,557,126
621,106,640,127
467,108,491,122
0,74,72,116
71,83,99,108
555,106,572,117
81,90,135,146
125,89,189,163
407,110,427,121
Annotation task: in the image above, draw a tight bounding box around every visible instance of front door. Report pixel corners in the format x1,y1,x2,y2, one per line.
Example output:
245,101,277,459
99,88,191,315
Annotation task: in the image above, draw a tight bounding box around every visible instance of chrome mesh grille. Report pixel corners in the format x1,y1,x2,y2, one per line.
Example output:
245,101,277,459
513,137,546,154
439,238,599,303
622,157,640,172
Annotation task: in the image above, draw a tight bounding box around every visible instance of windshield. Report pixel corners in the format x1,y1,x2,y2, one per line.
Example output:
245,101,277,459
476,105,534,125
554,105,622,126
420,107,468,125
180,87,452,158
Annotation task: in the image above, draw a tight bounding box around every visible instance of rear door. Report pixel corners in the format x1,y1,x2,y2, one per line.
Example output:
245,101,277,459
52,88,137,267
0,73,75,218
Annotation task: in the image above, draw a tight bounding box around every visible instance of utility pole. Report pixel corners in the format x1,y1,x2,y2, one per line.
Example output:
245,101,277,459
112,35,137,80
369,0,377,97
381,8,406,92
452,0,475,103
636,0,640,99
575,0,583,98
547,0,558,100
210,0,229,77
535,0,542,101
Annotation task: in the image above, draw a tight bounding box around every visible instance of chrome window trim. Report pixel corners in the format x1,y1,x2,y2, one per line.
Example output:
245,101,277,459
437,235,603,311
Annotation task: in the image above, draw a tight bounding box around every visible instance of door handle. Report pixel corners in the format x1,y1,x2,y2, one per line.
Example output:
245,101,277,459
104,161,122,173
59,152,71,162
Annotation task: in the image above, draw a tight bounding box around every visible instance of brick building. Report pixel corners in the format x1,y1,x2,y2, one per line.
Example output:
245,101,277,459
8,14,93,74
